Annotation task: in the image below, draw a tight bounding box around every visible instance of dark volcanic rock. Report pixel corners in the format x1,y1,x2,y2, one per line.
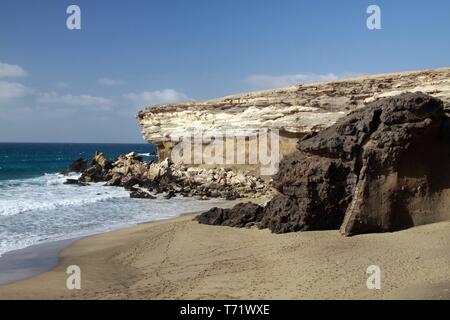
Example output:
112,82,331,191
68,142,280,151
80,164,104,182
122,176,143,189
338,93,449,235
225,190,239,201
196,202,264,228
63,178,89,186
130,189,156,199
197,92,450,236
66,158,87,173
164,190,176,199
260,155,355,233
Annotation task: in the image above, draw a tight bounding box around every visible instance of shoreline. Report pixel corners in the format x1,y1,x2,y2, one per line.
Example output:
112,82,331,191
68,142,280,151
0,204,448,299
0,197,259,286
0,238,77,285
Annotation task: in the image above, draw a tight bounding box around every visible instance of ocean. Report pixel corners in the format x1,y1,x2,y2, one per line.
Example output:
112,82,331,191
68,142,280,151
0,143,221,257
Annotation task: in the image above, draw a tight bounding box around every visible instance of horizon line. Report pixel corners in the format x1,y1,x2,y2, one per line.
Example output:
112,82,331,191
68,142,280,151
0,141,150,145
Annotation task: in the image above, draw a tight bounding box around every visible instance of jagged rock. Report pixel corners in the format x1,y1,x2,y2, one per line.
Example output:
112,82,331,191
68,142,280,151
63,179,89,186
73,152,270,200
80,164,104,182
197,93,450,236
225,191,239,201
130,189,156,199
93,151,111,171
196,202,264,228
105,174,122,186
121,176,143,189
164,191,176,199
78,152,112,183
147,164,162,180
259,154,354,233
338,93,449,235
65,158,87,173
230,173,248,186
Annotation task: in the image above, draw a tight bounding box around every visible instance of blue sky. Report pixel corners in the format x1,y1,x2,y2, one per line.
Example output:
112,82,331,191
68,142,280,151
0,0,449,143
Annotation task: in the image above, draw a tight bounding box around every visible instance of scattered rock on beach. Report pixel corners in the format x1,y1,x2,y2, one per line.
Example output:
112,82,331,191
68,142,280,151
196,202,264,228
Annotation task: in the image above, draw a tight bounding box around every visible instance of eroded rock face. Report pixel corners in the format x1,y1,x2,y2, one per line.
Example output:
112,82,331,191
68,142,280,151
196,92,450,235
79,152,112,182
259,156,355,233
270,92,448,235
339,93,450,235
137,68,450,166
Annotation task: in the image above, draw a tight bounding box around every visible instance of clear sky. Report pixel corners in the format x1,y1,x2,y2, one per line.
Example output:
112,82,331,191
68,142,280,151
1,0,449,143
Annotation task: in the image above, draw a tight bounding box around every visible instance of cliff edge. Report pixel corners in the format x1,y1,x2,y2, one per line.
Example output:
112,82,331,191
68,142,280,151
137,68,450,168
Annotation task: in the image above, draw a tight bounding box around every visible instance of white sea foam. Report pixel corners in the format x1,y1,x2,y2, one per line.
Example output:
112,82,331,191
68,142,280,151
0,173,222,257
137,152,154,157
0,173,129,217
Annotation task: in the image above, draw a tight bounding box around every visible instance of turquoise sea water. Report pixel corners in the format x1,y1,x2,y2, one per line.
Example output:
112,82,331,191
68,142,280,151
0,143,220,257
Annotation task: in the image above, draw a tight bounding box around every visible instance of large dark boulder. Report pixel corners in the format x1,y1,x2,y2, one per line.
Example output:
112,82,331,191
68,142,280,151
196,202,264,228
338,93,450,235
196,92,450,236
259,155,355,233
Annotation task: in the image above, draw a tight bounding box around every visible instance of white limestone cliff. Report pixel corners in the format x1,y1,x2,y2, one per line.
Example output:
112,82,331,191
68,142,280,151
137,68,450,166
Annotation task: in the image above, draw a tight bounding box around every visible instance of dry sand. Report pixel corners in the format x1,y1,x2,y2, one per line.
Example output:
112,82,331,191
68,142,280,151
0,210,449,300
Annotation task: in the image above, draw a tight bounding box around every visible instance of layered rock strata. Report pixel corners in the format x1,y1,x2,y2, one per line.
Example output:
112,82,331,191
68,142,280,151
138,68,450,174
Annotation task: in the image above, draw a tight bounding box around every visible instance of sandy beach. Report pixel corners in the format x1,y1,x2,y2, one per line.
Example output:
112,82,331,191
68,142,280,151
2,0,450,304
0,207,449,300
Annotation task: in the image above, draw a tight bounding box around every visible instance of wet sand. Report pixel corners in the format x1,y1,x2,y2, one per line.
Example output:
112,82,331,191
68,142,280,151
0,238,76,285
0,208,448,300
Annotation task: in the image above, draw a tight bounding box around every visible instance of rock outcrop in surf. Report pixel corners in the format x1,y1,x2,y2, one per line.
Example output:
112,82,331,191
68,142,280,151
66,152,269,200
